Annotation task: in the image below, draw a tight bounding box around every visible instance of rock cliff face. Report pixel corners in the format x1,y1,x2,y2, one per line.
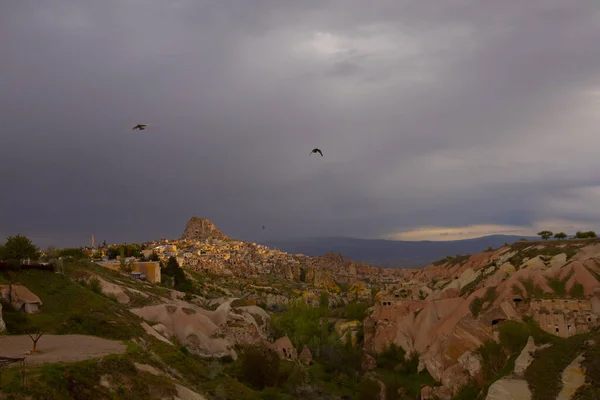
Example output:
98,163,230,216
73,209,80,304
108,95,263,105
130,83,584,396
367,240,600,396
181,217,229,241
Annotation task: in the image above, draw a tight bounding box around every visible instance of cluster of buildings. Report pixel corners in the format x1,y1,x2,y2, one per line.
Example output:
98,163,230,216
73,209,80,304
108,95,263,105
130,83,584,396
140,239,304,277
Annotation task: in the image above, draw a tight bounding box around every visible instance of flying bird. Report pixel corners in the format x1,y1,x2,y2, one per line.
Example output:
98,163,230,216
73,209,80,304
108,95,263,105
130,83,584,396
131,124,148,131
310,148,323,157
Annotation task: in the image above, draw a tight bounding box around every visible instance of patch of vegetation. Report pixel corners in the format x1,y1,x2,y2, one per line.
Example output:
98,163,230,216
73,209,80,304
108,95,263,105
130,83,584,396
377,367,437,399
344,300,370,321
358,377,381,400
512,284,524,297
547,270,574,296
509,243,580,268
479,339,507,381
570,283,585,299
469,287,498,317
525,333,590,400
88,276,102,294
498,318,556,354
456,318,557,399
573,337,600,400
453,380,484,400
1,354,177,399
432,254,471,266
460,271,488,297
0,269,145,340
519,277,546,298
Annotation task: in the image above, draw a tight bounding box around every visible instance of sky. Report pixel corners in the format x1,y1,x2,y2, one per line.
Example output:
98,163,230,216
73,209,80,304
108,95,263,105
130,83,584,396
2,1,600,248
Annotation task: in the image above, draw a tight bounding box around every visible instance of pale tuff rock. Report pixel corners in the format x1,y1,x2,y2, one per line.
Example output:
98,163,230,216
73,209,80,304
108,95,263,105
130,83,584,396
299,345,313,366
457,268,482,290
173,383,208,400
181,216,229,241
87,276,130,304
557,354,586,400
457,351,482,377
485,378,532,400
513,336,537,376
140,321,173,345
273,336,297,361
0,284,43,314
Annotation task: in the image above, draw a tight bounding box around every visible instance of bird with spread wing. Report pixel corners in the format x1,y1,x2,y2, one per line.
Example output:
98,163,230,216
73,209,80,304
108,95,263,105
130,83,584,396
310,148,323,157
131,124,148,131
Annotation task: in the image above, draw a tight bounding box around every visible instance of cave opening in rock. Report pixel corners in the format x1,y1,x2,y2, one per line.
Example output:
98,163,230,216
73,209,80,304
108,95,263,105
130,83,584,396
491,318,506,326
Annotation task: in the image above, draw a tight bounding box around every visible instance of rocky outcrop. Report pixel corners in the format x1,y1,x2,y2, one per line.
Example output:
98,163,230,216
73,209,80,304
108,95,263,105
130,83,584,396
421,385,452,400
299,345,313,365
557,354,586,400
514,336,537,376
87,276,131,304
485,378,532,400
367,241,600,393
335,320,361,346
457,351,482,377
181,217,229,241
362,353,377,372
130,299,268,359
0,303,5,333
131,303,235,358
273,336,297,361
0,284,43,314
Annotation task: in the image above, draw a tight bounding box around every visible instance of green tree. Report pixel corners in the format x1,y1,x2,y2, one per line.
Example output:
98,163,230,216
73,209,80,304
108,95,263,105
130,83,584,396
1,234,40,261
553,232,567,240
56,248,87,259
319,291,330,308
119,247,127,272
163,256,192,292
240,345,280,389
537,231,553,240
575,231,597,239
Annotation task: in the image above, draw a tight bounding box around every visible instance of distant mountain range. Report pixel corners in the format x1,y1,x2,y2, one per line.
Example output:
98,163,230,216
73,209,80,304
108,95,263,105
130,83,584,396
262,234,540,268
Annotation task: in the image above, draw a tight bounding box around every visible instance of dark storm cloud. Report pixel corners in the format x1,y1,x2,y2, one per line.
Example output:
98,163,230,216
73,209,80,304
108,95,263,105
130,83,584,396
2,0,600,247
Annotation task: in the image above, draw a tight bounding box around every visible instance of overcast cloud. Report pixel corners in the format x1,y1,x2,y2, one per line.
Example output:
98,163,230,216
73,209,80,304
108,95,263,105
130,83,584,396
2,0,600,247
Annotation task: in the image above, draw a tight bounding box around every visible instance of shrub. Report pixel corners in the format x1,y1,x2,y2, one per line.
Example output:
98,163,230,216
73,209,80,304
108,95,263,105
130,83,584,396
240,345,281,390
498,321,530,353
525,335,588,400
88,277,102,294
358,377,381,400
375,343,406,370
478,340,507,381
469,287,498,317
570,283,585,298
344,301,369,321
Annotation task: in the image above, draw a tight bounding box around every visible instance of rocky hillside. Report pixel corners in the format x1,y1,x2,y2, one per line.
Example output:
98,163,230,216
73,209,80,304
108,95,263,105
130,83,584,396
5,226,600,400
366,238,600,399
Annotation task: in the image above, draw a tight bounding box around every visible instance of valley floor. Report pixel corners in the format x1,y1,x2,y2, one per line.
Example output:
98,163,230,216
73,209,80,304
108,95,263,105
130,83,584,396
0,334,126,366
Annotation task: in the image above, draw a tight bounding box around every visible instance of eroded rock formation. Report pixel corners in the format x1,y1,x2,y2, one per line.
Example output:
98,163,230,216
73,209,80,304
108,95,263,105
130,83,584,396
181,217,229,241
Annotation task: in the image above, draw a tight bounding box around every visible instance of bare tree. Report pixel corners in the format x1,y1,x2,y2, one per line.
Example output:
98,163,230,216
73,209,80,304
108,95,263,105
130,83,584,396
27,331,44,353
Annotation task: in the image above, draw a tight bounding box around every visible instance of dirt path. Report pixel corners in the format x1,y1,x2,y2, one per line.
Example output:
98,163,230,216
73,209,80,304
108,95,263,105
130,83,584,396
0,334,127,366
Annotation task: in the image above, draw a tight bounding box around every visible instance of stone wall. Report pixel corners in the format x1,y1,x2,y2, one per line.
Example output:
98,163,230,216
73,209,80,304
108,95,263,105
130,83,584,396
529,298,599,338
